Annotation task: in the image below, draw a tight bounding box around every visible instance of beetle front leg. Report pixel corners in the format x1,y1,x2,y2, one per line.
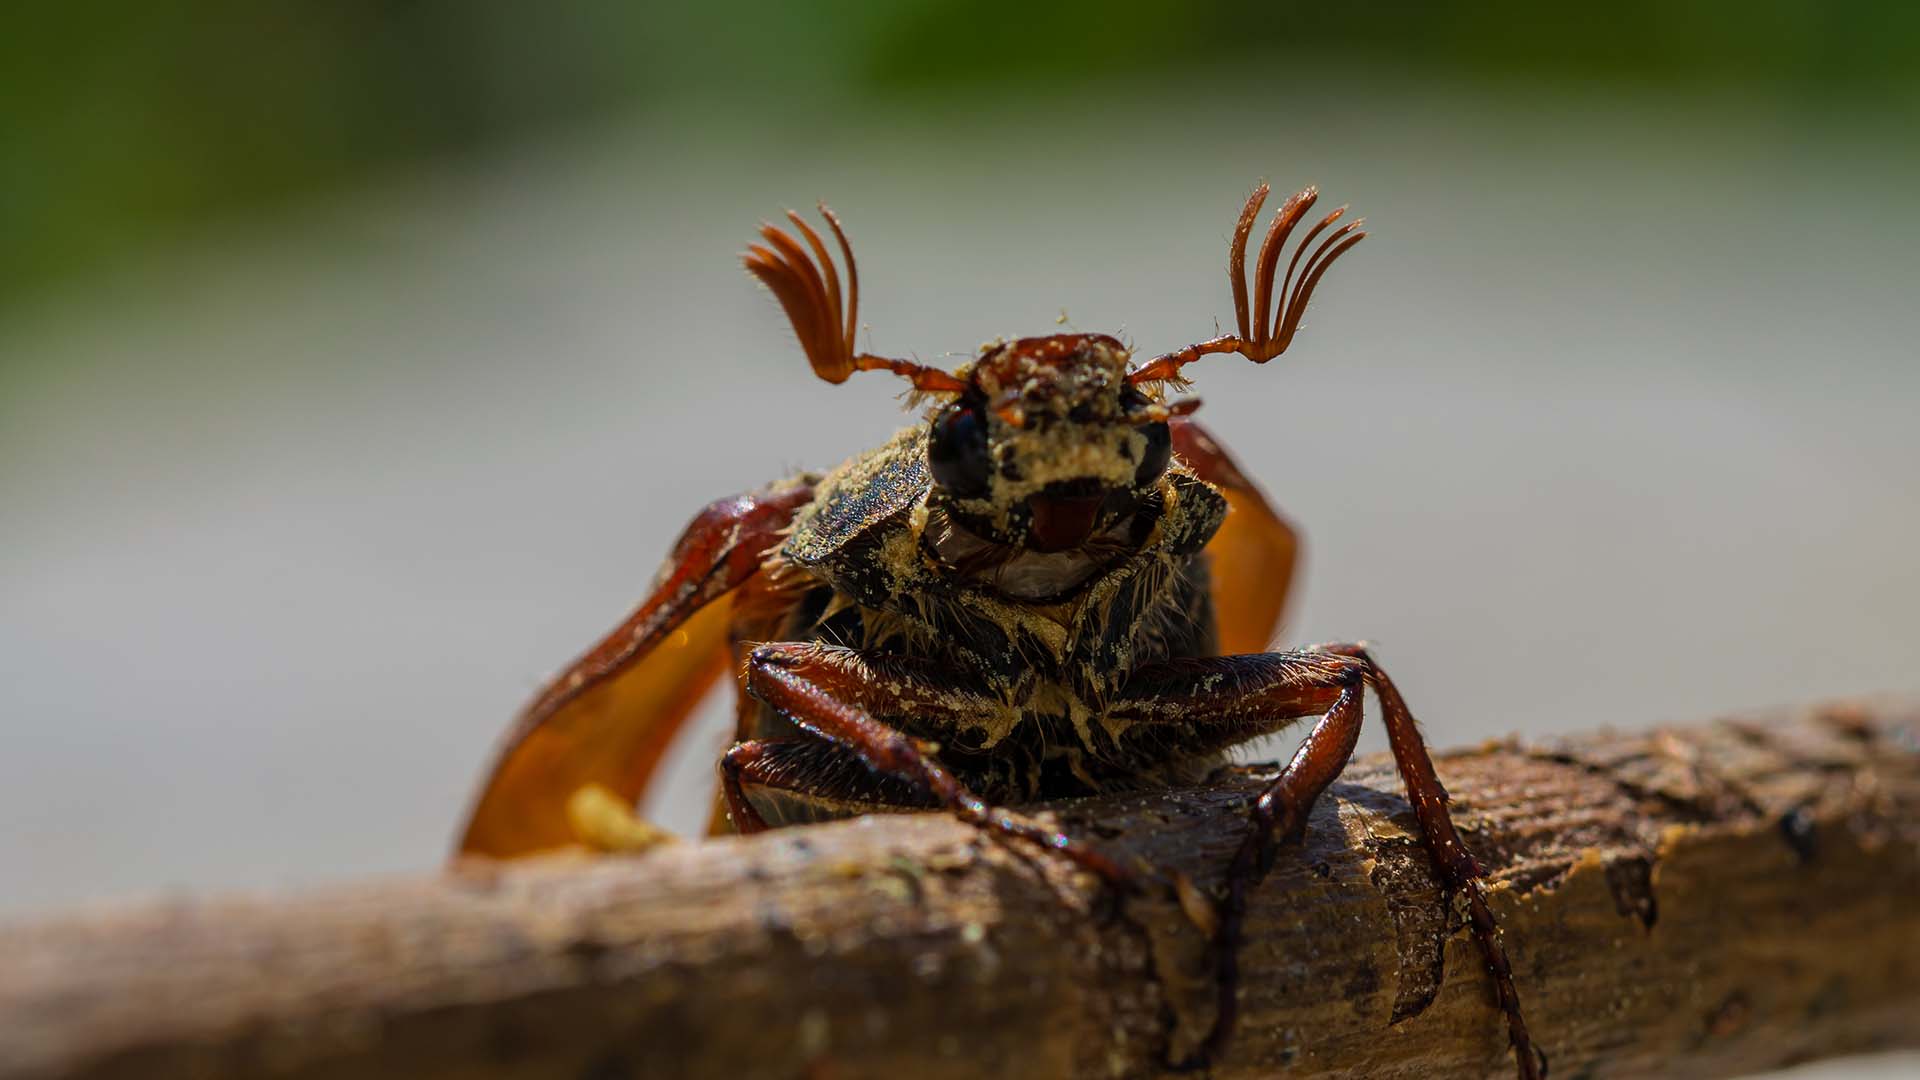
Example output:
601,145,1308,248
736,642,1134,887
1202,644,1542,1079
717,740,780,834
1305,642,1544,1080
1204,677,1366,1053
1110,649,1541,1080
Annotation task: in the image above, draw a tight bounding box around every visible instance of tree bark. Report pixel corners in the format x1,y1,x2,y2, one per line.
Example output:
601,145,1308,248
3,698,1917,1080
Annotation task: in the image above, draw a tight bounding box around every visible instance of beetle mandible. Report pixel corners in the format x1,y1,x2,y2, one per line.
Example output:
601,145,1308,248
457,184,1543,1079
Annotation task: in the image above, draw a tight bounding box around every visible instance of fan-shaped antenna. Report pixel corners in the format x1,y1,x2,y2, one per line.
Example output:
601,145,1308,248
1128,183,1365,385
744,204,967,394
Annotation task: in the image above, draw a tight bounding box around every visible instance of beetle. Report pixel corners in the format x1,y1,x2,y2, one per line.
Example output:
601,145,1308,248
456,184,1543,1078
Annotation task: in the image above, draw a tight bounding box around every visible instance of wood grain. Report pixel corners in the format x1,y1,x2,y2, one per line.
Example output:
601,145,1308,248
3,698,1916,1079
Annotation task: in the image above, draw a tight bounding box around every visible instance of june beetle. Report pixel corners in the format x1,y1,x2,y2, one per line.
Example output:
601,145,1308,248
456,184,1542,1078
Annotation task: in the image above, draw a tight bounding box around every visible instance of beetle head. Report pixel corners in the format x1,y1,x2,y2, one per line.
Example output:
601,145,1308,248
927,333,1178,552
744,185,1363,553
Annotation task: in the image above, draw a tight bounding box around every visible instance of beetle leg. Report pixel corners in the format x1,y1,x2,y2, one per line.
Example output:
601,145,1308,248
1107,651,1363,760
1109,649,1540,1080
1200,672,1368,1071
739,642,1134,887
1303,642,1542,1080
720,736,939,831
718,740,779,834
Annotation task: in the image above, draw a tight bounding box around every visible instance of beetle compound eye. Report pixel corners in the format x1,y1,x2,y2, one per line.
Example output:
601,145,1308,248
929,401,992,498
1134,421,1172,488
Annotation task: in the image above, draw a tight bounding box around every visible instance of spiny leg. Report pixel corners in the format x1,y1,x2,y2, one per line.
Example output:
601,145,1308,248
1203,680,1366,1068
1106,651,1360,759
1109,649,1541,1079
1107,653,1367,1068
718,739,788,834
721,736,939,830
1307,642,1543,1080
733,642,1134,887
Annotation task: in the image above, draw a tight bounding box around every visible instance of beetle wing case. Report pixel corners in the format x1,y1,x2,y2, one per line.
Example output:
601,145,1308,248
784,426,931,571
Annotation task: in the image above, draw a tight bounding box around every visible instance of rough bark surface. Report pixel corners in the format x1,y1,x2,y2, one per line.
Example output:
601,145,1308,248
2,699,1916,1080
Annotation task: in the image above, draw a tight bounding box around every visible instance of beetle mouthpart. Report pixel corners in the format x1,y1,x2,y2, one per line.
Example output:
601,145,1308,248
1026,492,1105,553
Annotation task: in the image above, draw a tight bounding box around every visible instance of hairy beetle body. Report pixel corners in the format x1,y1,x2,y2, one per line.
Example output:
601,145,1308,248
457,185,1545,1079
747,420,1226,820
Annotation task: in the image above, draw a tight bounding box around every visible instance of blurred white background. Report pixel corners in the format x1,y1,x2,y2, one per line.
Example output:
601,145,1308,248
5,79,1917,915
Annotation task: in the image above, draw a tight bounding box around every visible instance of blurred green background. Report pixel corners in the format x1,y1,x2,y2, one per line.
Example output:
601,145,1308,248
6,1,1917,306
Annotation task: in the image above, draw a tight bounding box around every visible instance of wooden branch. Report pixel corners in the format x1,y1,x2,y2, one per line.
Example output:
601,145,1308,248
4,699,1917,1080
